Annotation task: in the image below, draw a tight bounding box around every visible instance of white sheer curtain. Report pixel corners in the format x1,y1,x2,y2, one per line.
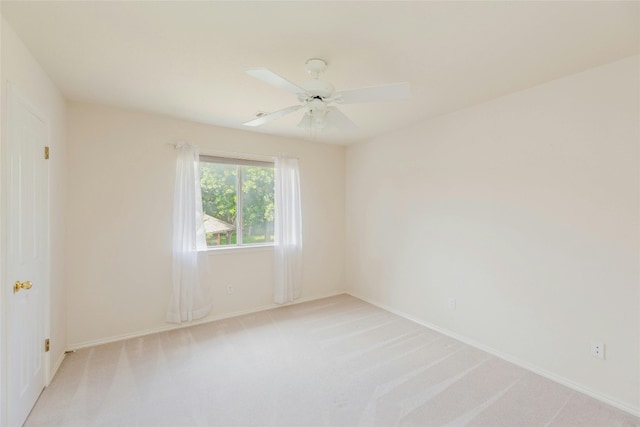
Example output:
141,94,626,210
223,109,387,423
274,155,303,304
167,143,212,323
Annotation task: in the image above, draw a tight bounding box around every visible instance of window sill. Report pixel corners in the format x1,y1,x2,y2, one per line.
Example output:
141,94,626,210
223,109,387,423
201,243,274,255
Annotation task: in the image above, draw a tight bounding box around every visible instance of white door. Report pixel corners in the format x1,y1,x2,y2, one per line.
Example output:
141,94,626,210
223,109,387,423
6,86,49,427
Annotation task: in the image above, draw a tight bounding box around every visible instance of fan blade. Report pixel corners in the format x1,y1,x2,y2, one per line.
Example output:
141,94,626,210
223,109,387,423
243,105,302,127
246,68,306,95
326,106,357,131
334,82,410,104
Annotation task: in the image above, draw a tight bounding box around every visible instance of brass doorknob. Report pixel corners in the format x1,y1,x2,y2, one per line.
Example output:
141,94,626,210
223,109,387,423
13,281,32,293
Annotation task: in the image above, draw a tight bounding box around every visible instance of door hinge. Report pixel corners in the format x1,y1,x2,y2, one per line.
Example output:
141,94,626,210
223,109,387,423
45,338,50,352
44,146,50,160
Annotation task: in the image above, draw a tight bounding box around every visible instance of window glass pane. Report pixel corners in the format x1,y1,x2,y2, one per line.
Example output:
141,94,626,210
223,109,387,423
200,162,237,246
199,156,275,248
242,165,275,244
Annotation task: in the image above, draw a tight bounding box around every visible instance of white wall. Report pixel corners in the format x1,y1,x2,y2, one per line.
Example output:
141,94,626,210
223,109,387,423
346,56,639,412
0,15,68,421
65,102,345,347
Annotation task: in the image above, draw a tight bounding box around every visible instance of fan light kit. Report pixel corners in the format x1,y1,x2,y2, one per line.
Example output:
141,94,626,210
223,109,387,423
244,58,411,132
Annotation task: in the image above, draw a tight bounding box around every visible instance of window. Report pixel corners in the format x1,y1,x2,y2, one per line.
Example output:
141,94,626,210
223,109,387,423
199,155,275,248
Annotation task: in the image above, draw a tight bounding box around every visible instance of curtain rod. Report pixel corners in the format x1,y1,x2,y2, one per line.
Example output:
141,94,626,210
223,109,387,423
201,148,275,161
167,143,298,160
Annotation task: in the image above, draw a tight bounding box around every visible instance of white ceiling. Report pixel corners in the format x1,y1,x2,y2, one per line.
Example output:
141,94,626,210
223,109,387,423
2,1,638,145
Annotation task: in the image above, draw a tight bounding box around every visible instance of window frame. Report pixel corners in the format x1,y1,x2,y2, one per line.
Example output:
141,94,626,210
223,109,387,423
199,155,275,250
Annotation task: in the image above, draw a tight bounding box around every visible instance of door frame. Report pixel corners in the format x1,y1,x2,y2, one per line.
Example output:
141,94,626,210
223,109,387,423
0,81,52,426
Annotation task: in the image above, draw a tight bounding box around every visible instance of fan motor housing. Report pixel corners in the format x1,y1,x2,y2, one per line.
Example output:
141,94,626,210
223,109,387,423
301,79,334,100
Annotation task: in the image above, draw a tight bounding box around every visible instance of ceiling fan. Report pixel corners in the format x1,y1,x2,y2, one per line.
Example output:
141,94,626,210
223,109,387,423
243,58,410,132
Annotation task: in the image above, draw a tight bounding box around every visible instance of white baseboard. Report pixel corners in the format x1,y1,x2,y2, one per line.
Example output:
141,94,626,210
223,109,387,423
346,291,640,418
67,290,346,351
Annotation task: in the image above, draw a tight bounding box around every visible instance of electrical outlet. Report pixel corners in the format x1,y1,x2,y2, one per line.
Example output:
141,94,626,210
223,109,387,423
448,298,456,311
227,285,234,295
591,342,605,360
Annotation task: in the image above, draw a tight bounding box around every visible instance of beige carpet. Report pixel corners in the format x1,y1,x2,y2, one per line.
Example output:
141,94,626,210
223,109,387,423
26,295,638,427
